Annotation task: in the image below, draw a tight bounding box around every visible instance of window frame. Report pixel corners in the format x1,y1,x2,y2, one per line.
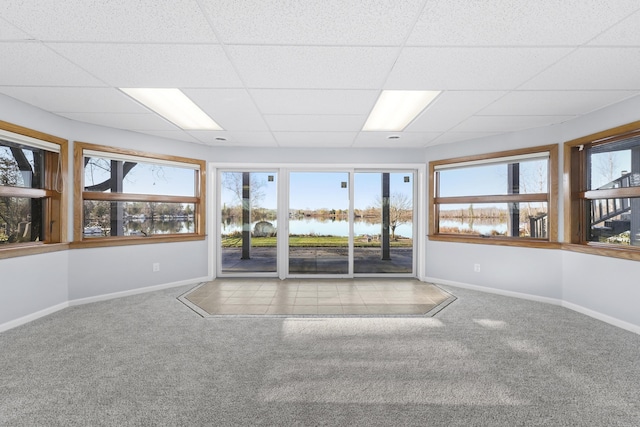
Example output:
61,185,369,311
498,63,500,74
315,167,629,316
429,144,559,248
564,120,640,261
0,120,68,259
72,141,206,248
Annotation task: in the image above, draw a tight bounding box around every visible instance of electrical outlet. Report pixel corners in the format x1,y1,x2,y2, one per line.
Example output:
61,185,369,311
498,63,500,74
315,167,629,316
152,263,160,272
474,264,481,272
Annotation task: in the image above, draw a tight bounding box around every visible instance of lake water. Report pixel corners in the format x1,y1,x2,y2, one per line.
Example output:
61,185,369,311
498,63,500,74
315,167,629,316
440,219,508,235
222,218,413,238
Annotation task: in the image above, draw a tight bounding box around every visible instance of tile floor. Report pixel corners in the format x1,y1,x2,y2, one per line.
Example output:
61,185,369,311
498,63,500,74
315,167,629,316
181,279,454,317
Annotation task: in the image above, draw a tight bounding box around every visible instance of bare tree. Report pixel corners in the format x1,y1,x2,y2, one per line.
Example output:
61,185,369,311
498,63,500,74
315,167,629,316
376,191,412,239
221,172,266,209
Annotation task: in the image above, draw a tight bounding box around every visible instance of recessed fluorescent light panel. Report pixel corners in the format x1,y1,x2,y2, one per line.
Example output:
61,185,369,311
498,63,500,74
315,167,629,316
362,90,441,131
120,88,223,131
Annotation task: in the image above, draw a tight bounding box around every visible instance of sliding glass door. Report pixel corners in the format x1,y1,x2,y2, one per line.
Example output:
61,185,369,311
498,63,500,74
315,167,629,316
288,172,350,275
219,171,278,274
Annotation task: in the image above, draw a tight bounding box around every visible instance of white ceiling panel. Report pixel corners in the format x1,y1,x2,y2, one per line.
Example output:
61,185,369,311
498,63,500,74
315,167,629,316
0,87,149,113
0,17,31,40
0,0,217,43
0,42,105,86
274,132,357,147
353,132,441,148
250,89,379,115
135,130,203,144
201,0,425,46
264,115,366,132
182,89,269,132
452,115,575,133
59,113,178,131
408,0,640,46
188,131,278,147
227,46,398,89
522,48,640,90
406,91,507,132
48,43,243,88
429,132,504,146
385,47,573,90
589,10,640,46
478,91,638,116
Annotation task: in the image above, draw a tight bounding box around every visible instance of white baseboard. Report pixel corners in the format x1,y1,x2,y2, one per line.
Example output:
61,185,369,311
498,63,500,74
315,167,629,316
561,301,640,335
0,276,211,333
0,301,69,333
68,276,210,307
424,276,640,335
424,276,563,306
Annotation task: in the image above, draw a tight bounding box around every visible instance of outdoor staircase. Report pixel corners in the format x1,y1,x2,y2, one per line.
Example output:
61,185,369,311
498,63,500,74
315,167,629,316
590,172,639,238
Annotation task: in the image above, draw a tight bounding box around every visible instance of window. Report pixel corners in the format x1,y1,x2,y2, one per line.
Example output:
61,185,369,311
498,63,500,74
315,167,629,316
429,145,558,246
73,142,205,246
0,120,67,258
565,121,640,259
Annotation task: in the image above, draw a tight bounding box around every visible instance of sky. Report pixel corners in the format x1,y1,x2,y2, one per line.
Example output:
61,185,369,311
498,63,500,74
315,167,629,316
220,171,414,211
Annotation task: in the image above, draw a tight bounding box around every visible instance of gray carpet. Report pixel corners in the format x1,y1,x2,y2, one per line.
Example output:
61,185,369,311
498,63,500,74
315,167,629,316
1,282,639,426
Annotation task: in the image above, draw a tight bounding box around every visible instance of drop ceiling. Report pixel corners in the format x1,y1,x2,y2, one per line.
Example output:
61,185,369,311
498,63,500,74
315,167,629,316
1,0,639,148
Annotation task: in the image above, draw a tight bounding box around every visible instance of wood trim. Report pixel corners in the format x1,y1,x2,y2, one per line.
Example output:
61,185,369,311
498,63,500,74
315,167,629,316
428,162,436,235
74,141,206,168
563,142,573,243
435,193,548,204
73,142,84,242
547,144,559,242
563,120,640,148
0,120,68,146
562,242,640,262
0,187,48,198
428,234,562,249
430,143,557,169
82,192,199,203
69,234,205,249
582,188,640,200
0,243,69,260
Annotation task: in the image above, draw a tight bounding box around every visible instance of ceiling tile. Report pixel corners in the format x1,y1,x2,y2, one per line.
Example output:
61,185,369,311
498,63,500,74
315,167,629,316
264,115,366,132
0,42,105,86
59,113,178,131
0,17,31,40
385,47,573,90
589,10,640,45
353,132,441,148
451,115,575,133
188,131,278,147
250,89,379,115
201,0,425,46
48,43,243,88
521,48,640,90
478,91,639,116
429,132,503,146
0,87,148,113
227,46,398,89
183,89,269,132
407,0,640,46
1,0,217,43
406,91,507,132
134,130,203,144
273,132,357,147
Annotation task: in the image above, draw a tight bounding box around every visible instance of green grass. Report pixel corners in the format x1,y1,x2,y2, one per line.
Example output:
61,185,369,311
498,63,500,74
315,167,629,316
221,235,412,248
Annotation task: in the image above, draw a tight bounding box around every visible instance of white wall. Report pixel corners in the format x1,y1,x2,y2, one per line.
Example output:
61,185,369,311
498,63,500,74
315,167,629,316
0,94,211,329
425,94,640,332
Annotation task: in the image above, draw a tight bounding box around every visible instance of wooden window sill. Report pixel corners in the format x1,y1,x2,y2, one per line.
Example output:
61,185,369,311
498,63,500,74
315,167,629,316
0,242,69,260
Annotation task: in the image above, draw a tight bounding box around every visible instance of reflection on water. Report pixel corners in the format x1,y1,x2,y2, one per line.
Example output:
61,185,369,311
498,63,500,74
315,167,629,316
221,217,413,238
84,219,193,237
440,219,507,235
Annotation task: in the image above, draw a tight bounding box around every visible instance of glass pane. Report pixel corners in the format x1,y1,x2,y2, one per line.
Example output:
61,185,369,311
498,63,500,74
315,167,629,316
220,171,278,273
83,201,195,237
83,156,196,196
354,172,413,274
289,172,349,274
589,197,640,246
438,158,548,197
438,202,548,238
588,138,640,190
0,196,43,244
0,140,45,189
